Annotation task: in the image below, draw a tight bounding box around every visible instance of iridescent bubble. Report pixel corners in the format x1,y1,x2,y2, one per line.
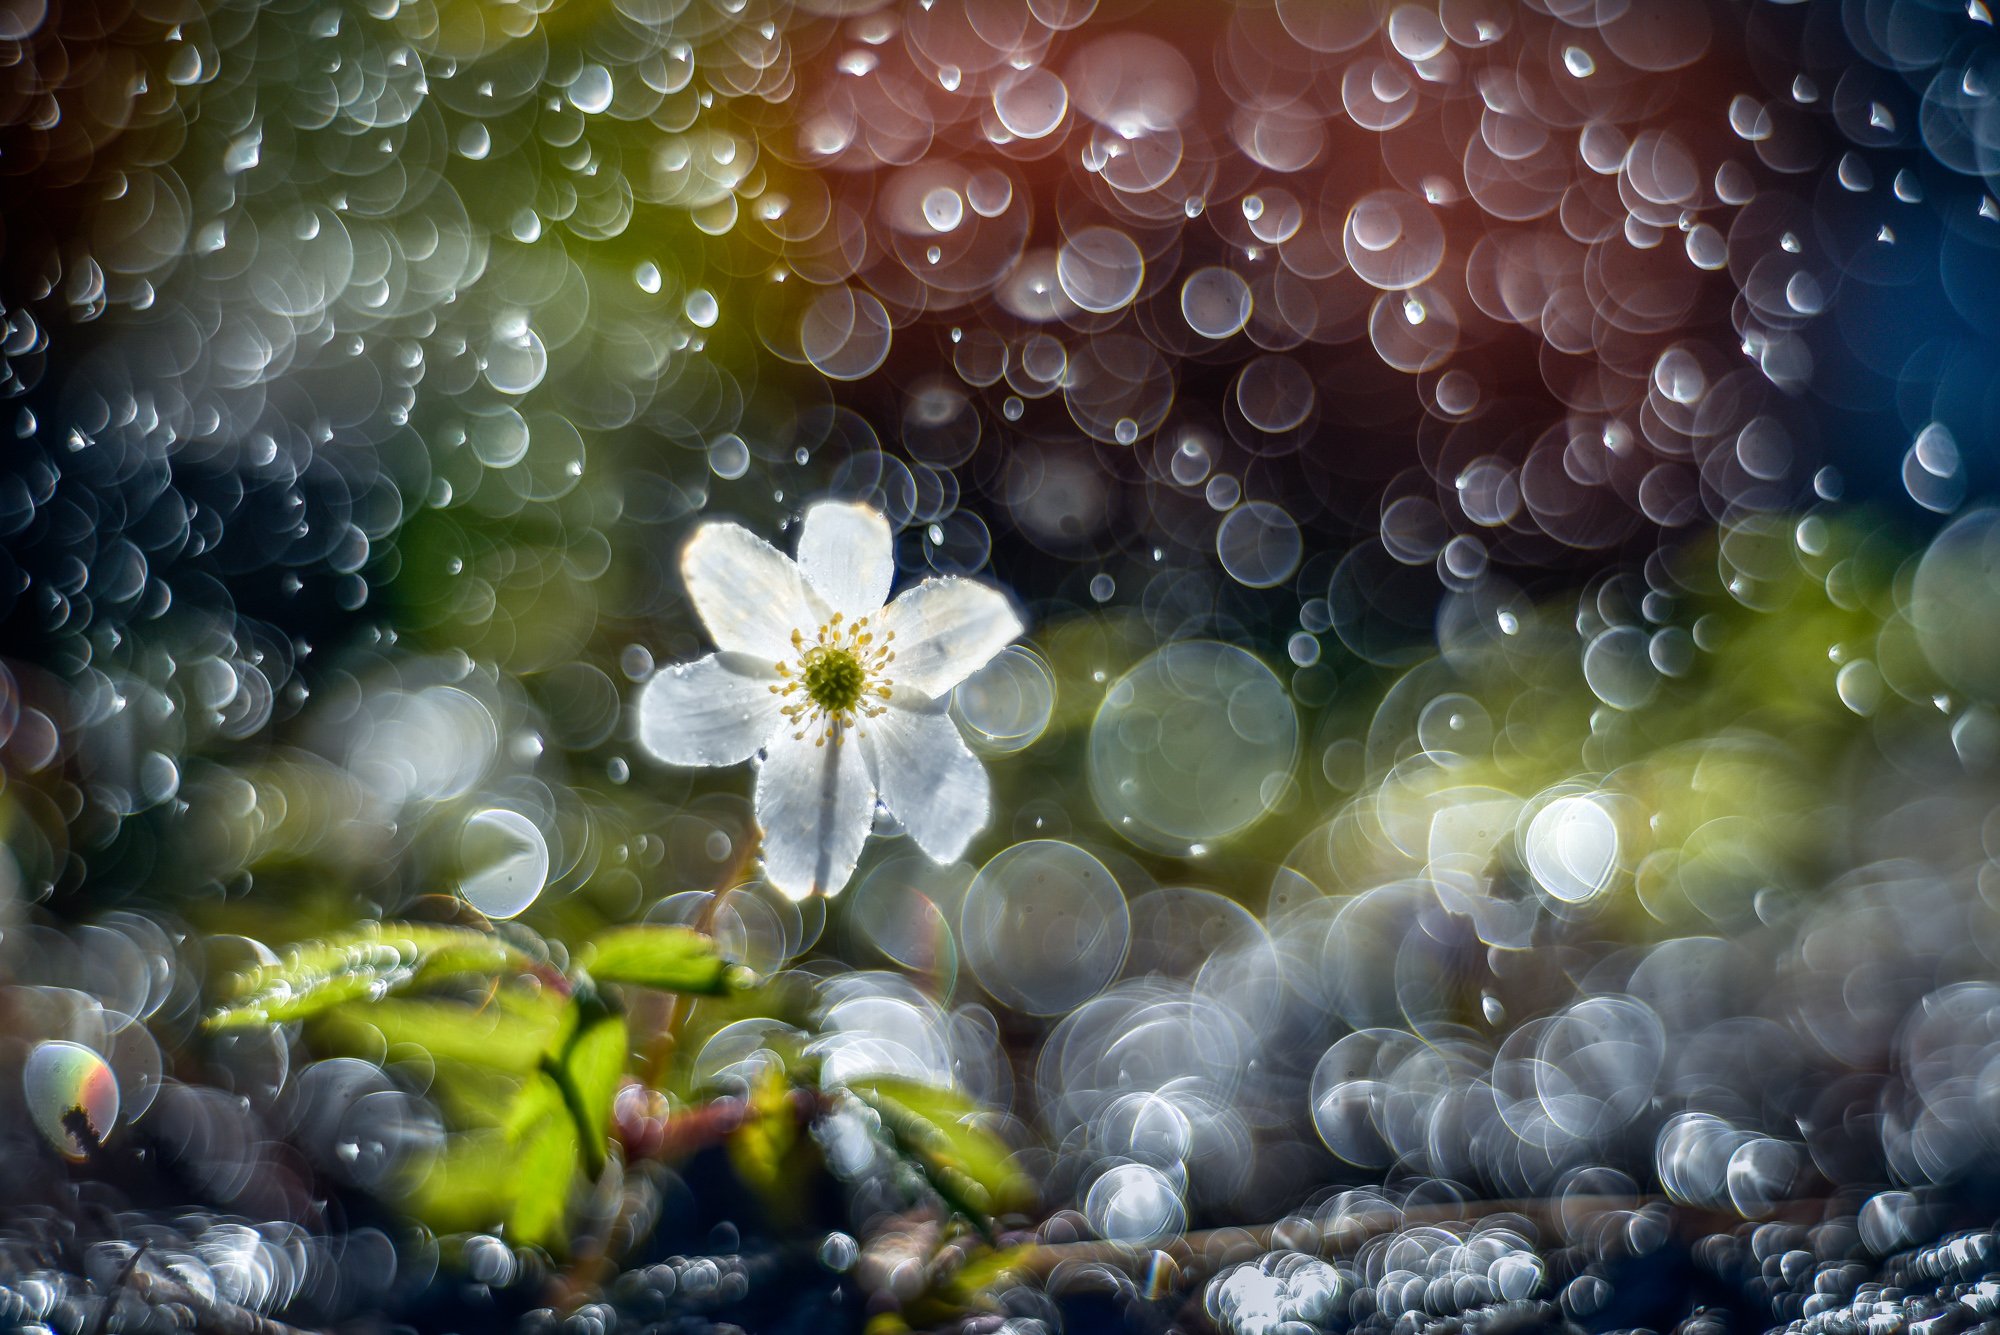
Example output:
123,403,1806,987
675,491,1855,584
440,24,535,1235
25,1040,119,1160
1277,0,1386,52
1181,267,1253,339
1582,626,1660,709
1084,1162,1187,1244
960,840,1130,1015
1523,796,1618,905
1216,502,1303,588
1056,226,1145,314
819,1232,859,1272
841,863,958,991
1345,191,1447,290
1858,1191,1922,1254
1903,422,1966,514
1434,369,1481,415
483,315,548,394
992,67,1069,140
1233,357,1315,433
921,187,966,233
965,169,1015,218
1066,33,1196,135
952,645,1057,753
1309,1027,1421,1167
684,289,720,328
458,808,549,920
1911,508,2000,700
708,435,751,480
468,409,531,468
1090,642,1298,852
1685,222,1729,270
802,286,894,381
568,64,613,114
1388,5,1448,60
1725,1137,1799,1218
996,249,1078,322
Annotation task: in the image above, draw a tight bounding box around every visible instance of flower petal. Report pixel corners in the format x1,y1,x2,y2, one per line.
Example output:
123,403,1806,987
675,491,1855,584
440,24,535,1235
795,500,894,619
868,701,990,865
682,521,828,661
755,725,876,899
636,653,783,767
877,578,1025,699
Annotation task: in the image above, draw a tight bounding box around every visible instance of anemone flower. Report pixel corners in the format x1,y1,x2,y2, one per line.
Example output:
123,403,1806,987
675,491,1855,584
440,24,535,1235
637,500,1024,898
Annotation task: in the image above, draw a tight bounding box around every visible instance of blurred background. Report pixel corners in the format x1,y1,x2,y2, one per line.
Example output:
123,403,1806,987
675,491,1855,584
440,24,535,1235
7,0,2000,1331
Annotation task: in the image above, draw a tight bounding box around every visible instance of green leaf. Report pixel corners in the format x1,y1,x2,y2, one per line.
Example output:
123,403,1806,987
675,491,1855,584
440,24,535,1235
942,1246,1035,1303
727,1061,799,1198
845,1077,1033,1233
503,1067,566,1140
546,998,628,1178
576,925,741,995
204,923,532,1029
406,1132,514,1233
901,1244,1038,1327
307,990,566,1073
504,1073,580,1251
425,1061,532,1131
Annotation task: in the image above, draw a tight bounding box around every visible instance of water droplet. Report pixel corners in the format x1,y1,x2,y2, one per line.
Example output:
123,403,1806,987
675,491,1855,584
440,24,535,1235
819,1233,858,1272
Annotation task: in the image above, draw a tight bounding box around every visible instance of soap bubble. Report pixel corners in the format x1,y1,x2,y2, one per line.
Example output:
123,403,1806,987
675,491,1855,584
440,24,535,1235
1085,1162,1187,1244
1090,643,1298,852
952,645,1057,753
1912,508,2000,701
25,1040,119,1159
960,840,1130,1015
1524,796,1619,905
457,808,550,919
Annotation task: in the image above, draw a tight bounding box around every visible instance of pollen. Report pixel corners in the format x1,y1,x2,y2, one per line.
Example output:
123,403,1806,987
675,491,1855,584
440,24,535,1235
773,611,897,742
800,645,866,713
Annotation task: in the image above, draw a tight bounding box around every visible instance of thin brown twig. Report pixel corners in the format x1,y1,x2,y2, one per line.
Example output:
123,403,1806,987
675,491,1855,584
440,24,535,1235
641,828,760,1088
124,1266,324,1335
84,1240,147,1335
990,1193,1829,1286
555,832,765,1310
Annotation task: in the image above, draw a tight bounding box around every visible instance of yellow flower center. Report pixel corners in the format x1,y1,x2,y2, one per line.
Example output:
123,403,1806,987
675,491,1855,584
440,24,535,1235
772,611,895,745
800,645,866,714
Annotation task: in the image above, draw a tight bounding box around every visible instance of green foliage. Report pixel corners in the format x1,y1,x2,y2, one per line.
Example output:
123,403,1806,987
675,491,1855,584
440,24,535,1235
203,923,533,1029
505,1074,585,1249
196,908,1035,1265
204,914,766,1254
577,924,743,994
727,1060,812,1225
547,997,629,1178
846,1076,1034,1235
309,990,567,1072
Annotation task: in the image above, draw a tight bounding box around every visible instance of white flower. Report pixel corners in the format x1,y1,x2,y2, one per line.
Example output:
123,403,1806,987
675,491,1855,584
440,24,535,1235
636,500,1024,899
